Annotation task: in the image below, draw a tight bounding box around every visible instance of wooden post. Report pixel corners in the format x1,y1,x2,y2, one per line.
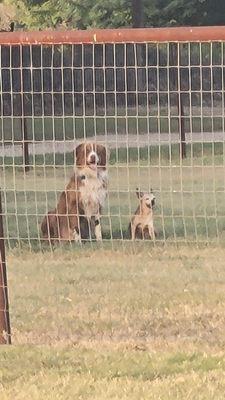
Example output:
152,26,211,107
0,190,11,344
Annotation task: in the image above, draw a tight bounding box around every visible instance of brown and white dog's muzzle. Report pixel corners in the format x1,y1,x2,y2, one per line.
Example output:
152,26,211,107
87,151,100,171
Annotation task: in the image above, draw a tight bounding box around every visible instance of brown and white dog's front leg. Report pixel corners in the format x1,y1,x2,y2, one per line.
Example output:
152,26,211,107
94,216,102,241
73,228,81,243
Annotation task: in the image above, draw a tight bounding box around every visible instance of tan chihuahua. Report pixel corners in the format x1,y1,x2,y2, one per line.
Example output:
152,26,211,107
129,188,156,240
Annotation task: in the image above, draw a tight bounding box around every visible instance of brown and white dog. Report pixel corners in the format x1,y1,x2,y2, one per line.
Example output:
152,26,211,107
41,142,108,243
129,188,156,240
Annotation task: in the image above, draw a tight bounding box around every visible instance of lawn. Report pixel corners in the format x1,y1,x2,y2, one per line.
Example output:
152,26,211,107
1,140,225,398
1,246,225,399
1,106,224,142
1,141,225,249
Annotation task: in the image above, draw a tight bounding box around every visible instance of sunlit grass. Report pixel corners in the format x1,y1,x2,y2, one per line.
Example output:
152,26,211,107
1,247,225,399
7,246,225,345
1,143,225,249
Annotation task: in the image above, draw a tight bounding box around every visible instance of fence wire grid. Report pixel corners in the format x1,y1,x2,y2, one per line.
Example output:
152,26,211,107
1,33,225,249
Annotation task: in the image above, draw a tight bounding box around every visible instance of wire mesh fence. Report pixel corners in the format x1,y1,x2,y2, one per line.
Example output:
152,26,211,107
1,28,225,249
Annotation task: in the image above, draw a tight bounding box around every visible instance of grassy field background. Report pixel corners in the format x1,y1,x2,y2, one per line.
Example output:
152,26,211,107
1,246,225,398
1,141,225,248
1,106,224,142
2,140,225,398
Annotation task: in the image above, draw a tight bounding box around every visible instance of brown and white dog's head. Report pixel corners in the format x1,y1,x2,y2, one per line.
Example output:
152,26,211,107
75,143,107,172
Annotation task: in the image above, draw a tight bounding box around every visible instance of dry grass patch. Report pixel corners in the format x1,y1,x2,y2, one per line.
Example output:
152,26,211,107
7,245,225,346
1,246,225,399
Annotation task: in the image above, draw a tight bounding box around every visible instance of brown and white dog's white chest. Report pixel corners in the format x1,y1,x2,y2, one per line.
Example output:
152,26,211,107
78,170,108,218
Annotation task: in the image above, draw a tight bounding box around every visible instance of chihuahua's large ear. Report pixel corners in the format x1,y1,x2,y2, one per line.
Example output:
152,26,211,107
136,188,144,199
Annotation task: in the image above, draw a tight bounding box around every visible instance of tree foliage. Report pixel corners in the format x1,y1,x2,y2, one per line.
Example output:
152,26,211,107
145,0,225,27
2,0,225,30
0,0,15,31
5,0,132,30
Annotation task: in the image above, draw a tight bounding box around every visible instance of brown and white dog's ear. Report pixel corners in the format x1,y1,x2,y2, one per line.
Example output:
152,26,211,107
96,144,107,167
75,143,85,167
136,188,144,199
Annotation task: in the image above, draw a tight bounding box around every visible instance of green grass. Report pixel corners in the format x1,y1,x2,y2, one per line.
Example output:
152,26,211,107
1,141,225,167
1,115,173,141
2,347,225,399
2,247,225,398
1,141,225,249
7,246,225,344
1,111,224,142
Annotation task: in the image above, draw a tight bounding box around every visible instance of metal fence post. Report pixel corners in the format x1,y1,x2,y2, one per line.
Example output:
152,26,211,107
171,42,186,159
21,116,30,172
0,190,11,344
